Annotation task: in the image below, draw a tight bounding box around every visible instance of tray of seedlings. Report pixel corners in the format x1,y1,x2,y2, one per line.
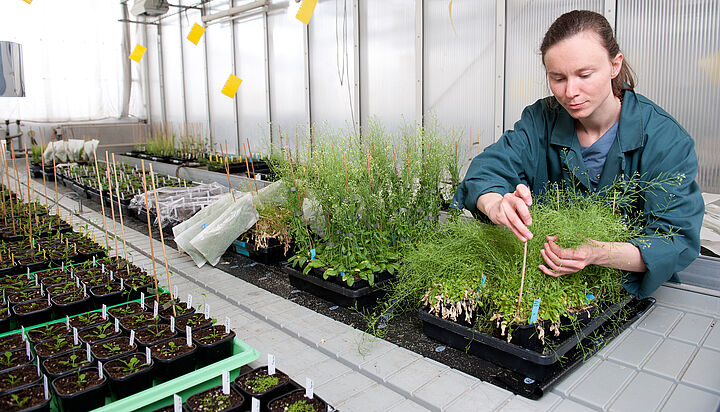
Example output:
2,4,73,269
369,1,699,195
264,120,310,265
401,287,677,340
129,127,209,166
365,181,674,398
277,125,457,310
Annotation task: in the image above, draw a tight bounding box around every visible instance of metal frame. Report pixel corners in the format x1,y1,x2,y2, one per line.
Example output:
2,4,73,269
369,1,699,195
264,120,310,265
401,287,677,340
352,0,360,136
303,19,312,143
201,2,213,150
415,0,423,127
604,0,617,32
178,8,188,126
156,21,168,124
230,0,241,154
493,0,506,142
142,16,153,124
263,11,272,147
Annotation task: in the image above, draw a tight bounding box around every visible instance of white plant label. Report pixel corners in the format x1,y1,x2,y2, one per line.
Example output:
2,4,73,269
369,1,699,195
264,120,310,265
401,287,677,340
186,326,192,346
225,317,230,334
83,284,87,297
62,262,64,271
187,294,193,308
146,347,151,364
114,318,120,333
25,340,30,358
305,377,314,399
222,370,230,395
120,278,124,289
93,256,96,265
21,326,25,341
109,271,113,281
26,267,30,279
73,328,78,345
204,303,210,320
34,276,38,286
98,361,103,379
153,300,159,318
65,315,70,328
102,304,107,320
129,330,135,347
43,375,49,400
47,293,51,306
268,354,276,375
101,264,105,273
170,316,175,332
86,343,91,362
75,276,80,287
251,398,260,412
36,358,40,377
140,292,145,305
173,394,182,412
173,285,178,299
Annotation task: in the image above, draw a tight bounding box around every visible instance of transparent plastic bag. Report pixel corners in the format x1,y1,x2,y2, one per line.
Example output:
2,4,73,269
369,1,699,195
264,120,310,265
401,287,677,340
131,183,228,228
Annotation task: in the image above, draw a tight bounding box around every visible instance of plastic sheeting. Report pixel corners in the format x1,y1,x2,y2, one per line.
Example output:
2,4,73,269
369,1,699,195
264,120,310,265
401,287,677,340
43,139,98,164
174,181,287,267
129,182,228,228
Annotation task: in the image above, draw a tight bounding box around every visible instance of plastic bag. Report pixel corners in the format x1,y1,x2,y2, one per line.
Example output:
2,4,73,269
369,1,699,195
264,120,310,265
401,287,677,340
131,183,228,228
174,192,238,267
43,139,99,163
190,192,259,266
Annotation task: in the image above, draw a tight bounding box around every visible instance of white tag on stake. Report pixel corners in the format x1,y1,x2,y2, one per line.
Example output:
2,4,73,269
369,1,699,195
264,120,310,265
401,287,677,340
173,285,178,299
73,328,78,345
153,300,158,318
306,377,314,399
25,340,31,358
102,304,107,320
43,375,49,400
146,347,151,364
204,303,210,320
140,292,145,306
170,316,176,332
36,358,40,377
187,294,193,308
129,330,135,347
86,343,91,362
222,370,230,395
225,317,230,334
66,315,70,329
114,318,120,333
98,361,103,379
21,326,25,341
173,394,182,412
186,326,192,346
251,398,260,412
268,354,276,375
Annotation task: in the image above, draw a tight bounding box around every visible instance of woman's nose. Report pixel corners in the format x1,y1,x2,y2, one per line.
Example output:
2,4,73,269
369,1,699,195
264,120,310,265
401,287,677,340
565,77,580,99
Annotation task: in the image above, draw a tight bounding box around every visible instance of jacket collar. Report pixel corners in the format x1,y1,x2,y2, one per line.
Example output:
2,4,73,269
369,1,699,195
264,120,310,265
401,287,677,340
549,89,645,152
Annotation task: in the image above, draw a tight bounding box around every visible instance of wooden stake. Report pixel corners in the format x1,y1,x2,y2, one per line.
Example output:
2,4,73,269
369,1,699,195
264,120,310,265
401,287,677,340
140,160,160,304
246,138,258,189
50,139,60,222
516,241,529,319
2,146,16,234
111,154,131,278
24,152,33,245
39,136,48,208
104,152,118,259
92,150,110,249
241,143,257,212
218,142,235,201
149,163,175,316
9,141,22,208
343,153,348,194
0,147,8,227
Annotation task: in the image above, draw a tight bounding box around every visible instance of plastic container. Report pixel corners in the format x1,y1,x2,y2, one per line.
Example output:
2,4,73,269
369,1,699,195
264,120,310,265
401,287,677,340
267,389,329,412
232,238,292,264
150,338,198,382
52,367,107,412
192,326,236,366
185,385,245,412
103,351,155,399
284,265,394,309
0,383,51,412
12,299,52,327
0,364,42,395
233,367,294,412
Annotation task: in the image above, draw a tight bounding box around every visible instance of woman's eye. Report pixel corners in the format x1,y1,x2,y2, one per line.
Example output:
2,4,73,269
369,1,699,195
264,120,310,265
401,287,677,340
580,73,591,78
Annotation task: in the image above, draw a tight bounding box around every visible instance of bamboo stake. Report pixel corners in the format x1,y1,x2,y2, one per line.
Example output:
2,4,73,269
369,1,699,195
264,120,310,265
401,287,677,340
111,154,131,278
149,164,176,317
4,145,16,234
105,152,119,259
9,141,22,208
218,142,235,201
24,152,33,246
241,143,257,212
50,139,60,222
516,241,529,318
92,150,110,249
0,147,8,227
39,135,48,208
343,153,348,194
246,138,258,189
140,160,160,304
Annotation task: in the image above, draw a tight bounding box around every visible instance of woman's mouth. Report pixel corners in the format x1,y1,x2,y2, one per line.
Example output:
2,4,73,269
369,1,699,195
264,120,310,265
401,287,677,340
568,101,586,110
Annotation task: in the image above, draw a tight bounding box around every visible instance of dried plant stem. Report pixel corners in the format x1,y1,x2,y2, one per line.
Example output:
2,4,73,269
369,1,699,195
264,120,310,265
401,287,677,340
50,139,60,223
23,152,33,245
111,154,131,277
105,152,119,258
140,161,160,304
149,164,176,317
516,240,528,318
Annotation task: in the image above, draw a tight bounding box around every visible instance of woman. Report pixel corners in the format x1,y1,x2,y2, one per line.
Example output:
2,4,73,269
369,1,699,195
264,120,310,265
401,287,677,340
453,10,704,299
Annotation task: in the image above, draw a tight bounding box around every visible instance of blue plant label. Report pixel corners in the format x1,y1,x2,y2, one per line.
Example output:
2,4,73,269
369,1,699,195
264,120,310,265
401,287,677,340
481,274,486,287
201,223,208,229
238,241,246,248
340,271,345,277
310,249,316,260
529,298,541,324
586,293,595,302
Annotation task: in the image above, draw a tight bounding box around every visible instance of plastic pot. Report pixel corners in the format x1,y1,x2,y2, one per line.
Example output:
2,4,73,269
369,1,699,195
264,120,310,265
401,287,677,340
267,389,329,412
193,326,236,366
51,367,107,412
150,338,197,382
233,367,293,412
11,299,52,328
103,352,155,399
0,383,51,412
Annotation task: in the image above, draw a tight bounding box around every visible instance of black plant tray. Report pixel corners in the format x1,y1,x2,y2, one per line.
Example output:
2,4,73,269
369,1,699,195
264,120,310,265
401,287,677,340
232,238,292,264
418,295,655,398
283,265,394,309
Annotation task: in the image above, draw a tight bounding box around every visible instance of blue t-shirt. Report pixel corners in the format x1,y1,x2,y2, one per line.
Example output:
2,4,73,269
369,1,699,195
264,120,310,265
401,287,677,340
580,122,618,189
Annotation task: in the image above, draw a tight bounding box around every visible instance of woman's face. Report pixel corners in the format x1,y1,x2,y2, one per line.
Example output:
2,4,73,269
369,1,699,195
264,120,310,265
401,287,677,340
543,30,622,120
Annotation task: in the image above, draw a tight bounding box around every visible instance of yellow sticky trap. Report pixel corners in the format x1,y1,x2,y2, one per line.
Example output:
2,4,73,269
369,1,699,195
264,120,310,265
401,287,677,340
129,44,147,63
221,74,242,98
187,23,206,45
23,0,32,4
296,0,317,25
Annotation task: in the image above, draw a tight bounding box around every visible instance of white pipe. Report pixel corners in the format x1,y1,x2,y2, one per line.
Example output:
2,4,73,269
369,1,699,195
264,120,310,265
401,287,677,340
201,0,267,23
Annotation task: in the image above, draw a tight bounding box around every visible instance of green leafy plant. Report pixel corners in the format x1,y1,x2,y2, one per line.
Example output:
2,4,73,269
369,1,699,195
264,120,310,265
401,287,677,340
284,400,317,412
0,351,14,368
73,370,88,389
243,373,279,394
57,354,88,369
102,342,122,355
2,373,20,387
159,341,180,356
85,323,114,340
198,328,228,343
110,356,148,375
9,393,30,408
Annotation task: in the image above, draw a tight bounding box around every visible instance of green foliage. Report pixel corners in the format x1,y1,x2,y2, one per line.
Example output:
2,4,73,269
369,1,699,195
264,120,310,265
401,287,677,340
9,393,30,408
276,120,460,286
244,373,279,394
102,342,122,354
285,400,316,412
0,351,13,368
110,356,148,374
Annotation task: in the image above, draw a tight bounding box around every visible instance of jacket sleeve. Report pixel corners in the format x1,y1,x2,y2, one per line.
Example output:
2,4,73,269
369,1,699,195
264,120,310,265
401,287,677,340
625,119,704,299
452,100,547,213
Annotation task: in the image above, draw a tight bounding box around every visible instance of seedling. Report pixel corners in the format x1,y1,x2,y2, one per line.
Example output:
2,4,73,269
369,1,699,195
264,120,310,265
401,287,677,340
9,393,30,408
102,342,122,355
243,373,279,394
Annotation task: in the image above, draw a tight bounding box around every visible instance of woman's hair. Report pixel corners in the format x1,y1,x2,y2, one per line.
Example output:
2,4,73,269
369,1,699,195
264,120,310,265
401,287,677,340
540,10,635,99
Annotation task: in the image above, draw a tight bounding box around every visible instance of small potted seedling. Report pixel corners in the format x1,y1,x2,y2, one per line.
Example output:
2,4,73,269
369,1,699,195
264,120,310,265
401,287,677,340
233,366,292,411
185,384,245,412
0,364,42,395
0,335,24,352
79,322,121,345
108,301,144,321
118,312,158,332
69,312,106,330
267,389,329,412
0,383,51,411
90,336,136,363
175,313,214,335
193,325,236,365
89,283,124,308
42,350,92,380
8,288,43,306
150,337,197,381
52,290,91,319
33,334,81,364
103,352,154,398
26,323,68,345
135,324,176,351
52,367,107,412
0,350,34,374
12,299,52,327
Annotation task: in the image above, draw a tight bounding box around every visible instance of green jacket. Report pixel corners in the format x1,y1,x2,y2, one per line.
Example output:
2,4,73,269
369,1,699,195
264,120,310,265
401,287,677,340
453,89,704,298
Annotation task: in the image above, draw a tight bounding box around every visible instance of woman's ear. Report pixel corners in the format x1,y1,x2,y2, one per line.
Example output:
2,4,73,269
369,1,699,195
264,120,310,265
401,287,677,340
611,53,624,79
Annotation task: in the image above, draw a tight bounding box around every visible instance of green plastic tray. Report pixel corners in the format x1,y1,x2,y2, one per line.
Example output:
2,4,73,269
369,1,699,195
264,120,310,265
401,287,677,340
93,337,259,412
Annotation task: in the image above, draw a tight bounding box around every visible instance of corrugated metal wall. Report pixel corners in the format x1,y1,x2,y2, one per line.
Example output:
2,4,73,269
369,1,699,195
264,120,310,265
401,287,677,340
617,0,720,192
142,0,719,192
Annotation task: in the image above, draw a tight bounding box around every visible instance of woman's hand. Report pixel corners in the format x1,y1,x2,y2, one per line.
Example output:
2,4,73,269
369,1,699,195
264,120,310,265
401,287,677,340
539,235,648,276
477,184,534,242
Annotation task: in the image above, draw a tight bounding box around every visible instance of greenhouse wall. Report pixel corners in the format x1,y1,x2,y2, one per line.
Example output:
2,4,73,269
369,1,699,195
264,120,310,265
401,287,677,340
136,0,719,192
